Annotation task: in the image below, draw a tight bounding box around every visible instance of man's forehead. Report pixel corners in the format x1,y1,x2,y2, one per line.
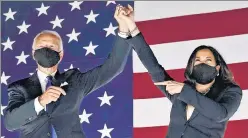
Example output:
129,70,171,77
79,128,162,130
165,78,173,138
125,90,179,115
35,34,61,47
36,33,60,41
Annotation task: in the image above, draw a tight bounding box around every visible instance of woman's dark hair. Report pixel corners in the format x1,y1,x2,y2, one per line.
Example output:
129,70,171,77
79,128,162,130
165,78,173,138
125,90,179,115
184,45,236,86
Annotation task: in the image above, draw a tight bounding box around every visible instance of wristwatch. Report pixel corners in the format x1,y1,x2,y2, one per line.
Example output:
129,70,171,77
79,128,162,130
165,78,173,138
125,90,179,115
118,30,130,38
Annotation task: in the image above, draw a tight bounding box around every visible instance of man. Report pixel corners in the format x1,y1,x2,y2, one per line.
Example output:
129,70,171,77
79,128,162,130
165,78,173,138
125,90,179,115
4,5,131,138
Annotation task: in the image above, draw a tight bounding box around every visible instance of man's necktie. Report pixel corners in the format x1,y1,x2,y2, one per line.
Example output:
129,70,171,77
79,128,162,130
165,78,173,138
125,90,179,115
46,76,57,138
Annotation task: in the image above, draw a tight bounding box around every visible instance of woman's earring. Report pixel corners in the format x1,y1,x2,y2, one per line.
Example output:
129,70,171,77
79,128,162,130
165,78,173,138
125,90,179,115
217,73,219,76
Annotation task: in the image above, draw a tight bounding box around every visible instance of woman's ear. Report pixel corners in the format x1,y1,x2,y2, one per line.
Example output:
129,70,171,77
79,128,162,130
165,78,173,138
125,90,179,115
216,65,220,75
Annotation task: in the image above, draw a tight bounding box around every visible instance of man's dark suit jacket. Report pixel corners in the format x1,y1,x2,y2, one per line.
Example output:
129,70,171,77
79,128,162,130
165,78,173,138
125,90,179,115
3,35,132,138
125,33,242,138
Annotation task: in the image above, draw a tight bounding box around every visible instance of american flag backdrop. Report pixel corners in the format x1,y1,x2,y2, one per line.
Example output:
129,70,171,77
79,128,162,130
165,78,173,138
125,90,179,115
1,1,248,138
1,1,134,138
133,1,248,138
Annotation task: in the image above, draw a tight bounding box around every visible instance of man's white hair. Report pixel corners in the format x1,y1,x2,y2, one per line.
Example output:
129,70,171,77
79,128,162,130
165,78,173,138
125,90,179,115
32,30,63,51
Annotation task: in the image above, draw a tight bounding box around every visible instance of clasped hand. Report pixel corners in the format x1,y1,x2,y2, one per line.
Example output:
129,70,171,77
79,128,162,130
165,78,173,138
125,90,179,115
114,4,136,34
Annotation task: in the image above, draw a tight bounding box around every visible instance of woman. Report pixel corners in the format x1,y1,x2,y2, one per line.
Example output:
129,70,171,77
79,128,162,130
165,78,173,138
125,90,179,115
120,5,242,138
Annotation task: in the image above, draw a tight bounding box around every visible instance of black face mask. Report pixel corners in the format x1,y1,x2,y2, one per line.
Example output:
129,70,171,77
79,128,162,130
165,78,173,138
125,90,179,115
191,63,218,84
34,47,60,68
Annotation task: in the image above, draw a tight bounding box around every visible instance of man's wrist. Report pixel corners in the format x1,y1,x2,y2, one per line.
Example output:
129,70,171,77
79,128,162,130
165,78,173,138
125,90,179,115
118,31,130,38
126,20,136,30
34,97,45,114
118,23,129,33
38,96,45,107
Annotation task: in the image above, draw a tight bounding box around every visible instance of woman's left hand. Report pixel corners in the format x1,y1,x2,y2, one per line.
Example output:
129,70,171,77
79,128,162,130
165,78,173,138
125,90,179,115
154,81,185,95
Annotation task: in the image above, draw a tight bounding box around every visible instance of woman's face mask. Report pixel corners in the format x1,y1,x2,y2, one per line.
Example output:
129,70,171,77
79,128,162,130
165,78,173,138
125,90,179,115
34,47,60,68
191,49,220,84
192,63,218,84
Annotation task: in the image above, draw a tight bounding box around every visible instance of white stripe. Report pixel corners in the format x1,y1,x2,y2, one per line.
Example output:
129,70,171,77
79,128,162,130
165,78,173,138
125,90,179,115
135,1,248,21
133,34,248,73
133,89,248,128
134,97,172,127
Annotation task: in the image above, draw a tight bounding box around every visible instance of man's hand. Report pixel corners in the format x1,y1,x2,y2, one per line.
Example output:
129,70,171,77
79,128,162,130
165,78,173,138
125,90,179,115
114,4,129,33
154,81,185,95
38,86,66,107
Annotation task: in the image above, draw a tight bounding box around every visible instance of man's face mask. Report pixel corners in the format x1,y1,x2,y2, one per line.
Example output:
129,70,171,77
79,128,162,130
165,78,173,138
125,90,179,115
34,47,60,68
191,63,219,84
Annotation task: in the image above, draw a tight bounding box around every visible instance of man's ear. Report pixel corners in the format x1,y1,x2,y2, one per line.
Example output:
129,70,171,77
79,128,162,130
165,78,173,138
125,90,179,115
58,51,64,63
32,50,35,60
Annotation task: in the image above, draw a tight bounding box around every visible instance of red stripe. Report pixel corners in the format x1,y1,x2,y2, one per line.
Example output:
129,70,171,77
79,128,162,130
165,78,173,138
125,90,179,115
134,119,248,138
134,126,168,138
136,8,248,45
224,119,248,138
133,62,248,99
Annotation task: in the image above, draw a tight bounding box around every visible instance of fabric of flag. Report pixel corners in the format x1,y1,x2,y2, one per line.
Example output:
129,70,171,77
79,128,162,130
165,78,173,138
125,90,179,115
1,1,134,138
133,1,248,138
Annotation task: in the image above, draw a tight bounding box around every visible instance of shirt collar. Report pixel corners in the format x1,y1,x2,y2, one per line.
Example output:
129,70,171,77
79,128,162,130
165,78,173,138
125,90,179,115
37,69,57,82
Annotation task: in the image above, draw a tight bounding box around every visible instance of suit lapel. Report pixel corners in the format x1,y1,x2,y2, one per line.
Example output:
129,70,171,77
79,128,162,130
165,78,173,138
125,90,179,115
182,82,225,122
188,82,222,121
188,109,199,122
49,70,64,113
28,72,50,116
52,70,63,87
27,72,42,99
181,100,199,122
29,70,64,114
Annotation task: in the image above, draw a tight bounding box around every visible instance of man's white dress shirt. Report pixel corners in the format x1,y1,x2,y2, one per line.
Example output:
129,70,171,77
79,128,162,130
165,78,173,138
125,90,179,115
34,70,57,114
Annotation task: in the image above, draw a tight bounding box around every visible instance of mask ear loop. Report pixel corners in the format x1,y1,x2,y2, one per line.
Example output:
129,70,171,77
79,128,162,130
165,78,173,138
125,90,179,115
32,49,37,60
216,64,219,76
57,50,64,64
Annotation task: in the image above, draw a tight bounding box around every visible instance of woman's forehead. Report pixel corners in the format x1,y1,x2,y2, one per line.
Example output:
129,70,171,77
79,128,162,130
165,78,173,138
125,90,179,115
195,49,214,57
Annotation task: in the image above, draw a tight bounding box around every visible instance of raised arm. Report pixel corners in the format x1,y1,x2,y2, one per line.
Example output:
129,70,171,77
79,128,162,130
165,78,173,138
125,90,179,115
127,33,178,101
4,83,41,131
71,5,132,96
120,5,177,102
75,34,132,96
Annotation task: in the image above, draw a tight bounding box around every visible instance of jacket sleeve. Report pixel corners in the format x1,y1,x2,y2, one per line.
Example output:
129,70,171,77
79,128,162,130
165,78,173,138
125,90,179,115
178,84,242,122
74,35,132,96
124,33,176,102
4,83,40,131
